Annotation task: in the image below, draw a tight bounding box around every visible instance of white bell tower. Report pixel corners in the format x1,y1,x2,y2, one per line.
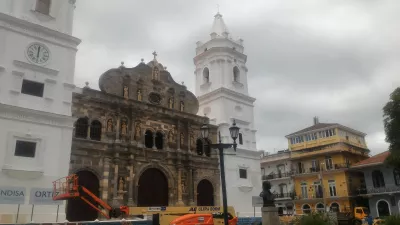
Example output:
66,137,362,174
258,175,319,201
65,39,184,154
0,0,80,223
194,12,262,217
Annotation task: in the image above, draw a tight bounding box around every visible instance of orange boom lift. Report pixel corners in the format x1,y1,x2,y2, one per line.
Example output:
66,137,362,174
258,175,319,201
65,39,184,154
52,174,129,219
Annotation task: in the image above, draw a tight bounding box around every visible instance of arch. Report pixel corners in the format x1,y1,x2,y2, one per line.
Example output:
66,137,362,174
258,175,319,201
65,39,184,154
302,204,311,214
137,168,169,206
316,203,325,213
196,139,203,155
90,120,102,141
204,138,211,157
233,66,240,82
376,199,391,217
330,202,340,213
394,169,400,186
35,0,51,15
372,170,385,188
66,170,99,222
75,117,88,138
145,130,154,148
278,207,284,216
203,67,210,83
197,179,214,206
155,132,163,149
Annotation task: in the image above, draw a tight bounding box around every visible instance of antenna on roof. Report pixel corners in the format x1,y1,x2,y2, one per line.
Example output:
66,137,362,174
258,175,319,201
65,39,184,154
313,116,319,125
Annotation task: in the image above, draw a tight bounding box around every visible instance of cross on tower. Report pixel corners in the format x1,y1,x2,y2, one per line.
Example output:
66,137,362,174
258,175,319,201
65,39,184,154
152,51,157,60
217,4,220,13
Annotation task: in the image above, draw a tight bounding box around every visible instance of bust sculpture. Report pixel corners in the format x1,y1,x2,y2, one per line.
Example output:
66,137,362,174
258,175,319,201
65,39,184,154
259,181,275,207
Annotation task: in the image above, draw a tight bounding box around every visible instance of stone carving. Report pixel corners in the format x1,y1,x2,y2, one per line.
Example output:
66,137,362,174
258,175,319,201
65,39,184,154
180,133,184,146
121,120,127,135
180,101,184,111
107,119,113,132
169,97,174,109
123,86,129,99
118,177,124,192
137,89,142,101
260,181,275,207
190,134,195,146
134,124,141,140
153,67,160,80
168,130,174,143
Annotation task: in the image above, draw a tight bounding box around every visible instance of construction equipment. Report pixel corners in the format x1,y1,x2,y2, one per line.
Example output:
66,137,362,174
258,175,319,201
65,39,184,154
169,213,238,225
337,207,370,225
52,174,129,219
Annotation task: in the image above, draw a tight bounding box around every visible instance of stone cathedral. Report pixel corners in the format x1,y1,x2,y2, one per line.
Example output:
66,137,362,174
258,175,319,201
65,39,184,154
67,53,220,221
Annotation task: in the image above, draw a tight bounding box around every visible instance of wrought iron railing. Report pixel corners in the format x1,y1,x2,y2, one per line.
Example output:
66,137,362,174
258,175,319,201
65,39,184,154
262,172,292,180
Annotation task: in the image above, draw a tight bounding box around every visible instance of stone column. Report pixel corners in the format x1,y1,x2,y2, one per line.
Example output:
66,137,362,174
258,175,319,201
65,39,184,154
176,166,184,206
102,157,112,202
188,167,195,205
152,133,157,150
115,117,121,143
112,154,120,206
177,122,181,150
127,154,135,206
87,119,91,139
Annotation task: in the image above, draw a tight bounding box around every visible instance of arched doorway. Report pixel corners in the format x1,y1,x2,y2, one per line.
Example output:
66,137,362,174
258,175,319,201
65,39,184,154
197,179,214,206
377,200,391,217
66,170,99,222
137,168,168,206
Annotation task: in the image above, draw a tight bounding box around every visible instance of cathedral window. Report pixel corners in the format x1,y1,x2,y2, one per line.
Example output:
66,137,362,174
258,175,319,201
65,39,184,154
204,138,211,157
35,0,51,15
21,79,44,97
144,130,153,148
75,118,89,138
15,140,36,158
233,66,240,82
196,139,203,155
203,67,210,83
155,132,163,150
239,133,243,145
90,120,102,141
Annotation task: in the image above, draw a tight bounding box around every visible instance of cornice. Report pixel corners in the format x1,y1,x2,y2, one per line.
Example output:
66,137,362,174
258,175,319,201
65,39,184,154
198,87,256,105
0,12,81,50
14,60,59,76
194,47,247,64
0,103,75,128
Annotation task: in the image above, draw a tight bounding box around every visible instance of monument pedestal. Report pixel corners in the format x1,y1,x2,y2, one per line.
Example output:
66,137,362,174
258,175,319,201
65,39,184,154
261,207,280,225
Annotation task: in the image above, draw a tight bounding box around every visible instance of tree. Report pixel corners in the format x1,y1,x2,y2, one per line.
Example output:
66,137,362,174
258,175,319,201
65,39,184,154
383,87,400,168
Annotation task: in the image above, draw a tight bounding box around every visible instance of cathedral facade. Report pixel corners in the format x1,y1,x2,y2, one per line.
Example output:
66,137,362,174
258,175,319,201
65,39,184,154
67,54,220,221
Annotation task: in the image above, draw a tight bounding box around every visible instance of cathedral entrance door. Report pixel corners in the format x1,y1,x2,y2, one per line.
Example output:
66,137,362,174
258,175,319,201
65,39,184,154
66,170,99,222
137,168,169,206
197,179,214,206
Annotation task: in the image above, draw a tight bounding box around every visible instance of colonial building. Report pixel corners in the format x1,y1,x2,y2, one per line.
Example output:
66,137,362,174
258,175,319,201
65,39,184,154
68,54,221,221
0,0,80,223
351,151,400,218
261,150,294,215
286,117,369,214
193,12,262,217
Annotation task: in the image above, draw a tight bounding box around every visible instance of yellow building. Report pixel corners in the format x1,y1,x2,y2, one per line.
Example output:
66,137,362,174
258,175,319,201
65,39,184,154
286,117,369,214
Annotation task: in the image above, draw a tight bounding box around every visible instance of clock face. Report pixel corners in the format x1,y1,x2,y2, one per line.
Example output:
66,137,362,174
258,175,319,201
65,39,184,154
26,43,50,65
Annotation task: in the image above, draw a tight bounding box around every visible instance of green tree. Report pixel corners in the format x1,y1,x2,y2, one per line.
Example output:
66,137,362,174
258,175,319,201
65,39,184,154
383,87,400,168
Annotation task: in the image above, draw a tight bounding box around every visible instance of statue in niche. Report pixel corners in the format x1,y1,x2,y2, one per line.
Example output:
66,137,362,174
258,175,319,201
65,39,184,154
169,98,174,109
107,119,113,132
180,133,184,146
138,89,142,101
118,177,125,192
153,67,160,80
134,124,141,140
121,120,127,135
180,101,184,111
190,134,195,146
181,182,186,194
168,131,174,143
123,86,129,99
259,181,275,207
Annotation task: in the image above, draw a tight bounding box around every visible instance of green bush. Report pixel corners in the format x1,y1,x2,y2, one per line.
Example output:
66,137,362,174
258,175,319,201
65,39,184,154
292,213,336,225
383,215,400,225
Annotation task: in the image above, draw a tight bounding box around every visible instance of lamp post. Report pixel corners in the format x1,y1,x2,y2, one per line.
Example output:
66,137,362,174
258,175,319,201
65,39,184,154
201,120,240,225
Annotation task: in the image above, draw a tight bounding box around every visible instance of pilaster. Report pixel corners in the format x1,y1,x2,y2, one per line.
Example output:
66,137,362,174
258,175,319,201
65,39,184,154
127,154,135,206
112,154,120,206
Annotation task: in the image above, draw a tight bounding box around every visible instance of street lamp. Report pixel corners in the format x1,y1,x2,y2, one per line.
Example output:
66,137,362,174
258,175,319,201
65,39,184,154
201,120,240,225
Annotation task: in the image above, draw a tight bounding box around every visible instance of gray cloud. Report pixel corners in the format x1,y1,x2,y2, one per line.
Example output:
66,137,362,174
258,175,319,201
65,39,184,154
73,0,400,156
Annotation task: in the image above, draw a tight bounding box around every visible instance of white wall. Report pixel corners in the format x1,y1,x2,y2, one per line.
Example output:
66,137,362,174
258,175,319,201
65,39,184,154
223,148,262,217
0,104,74,223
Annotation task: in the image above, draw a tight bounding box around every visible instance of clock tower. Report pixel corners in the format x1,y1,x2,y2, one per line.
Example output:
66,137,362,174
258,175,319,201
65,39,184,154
0,0,80,223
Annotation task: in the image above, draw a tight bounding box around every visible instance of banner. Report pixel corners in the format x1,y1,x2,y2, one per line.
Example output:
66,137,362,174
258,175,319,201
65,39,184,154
0,186,26,204
29,188,63,205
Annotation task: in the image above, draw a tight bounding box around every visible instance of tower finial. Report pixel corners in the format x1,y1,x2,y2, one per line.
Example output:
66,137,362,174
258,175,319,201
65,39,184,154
152,51,157,60
217,4,220,13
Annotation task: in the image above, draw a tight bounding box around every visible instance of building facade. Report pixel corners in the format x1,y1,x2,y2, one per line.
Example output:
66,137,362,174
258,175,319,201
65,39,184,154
0,0,80,223
352,151,400,218
193,12,262,216
286,117,369,214
68,55,221,221
260,150,294,215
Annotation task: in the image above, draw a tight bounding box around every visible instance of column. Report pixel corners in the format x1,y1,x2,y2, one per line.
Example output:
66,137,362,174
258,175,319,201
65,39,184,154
87,119,91,139
176,166,184,206
177,121,181,150
187,122,191,153
102,157,112,202
152,133,157,150
112,154,120,206
127,154,135,206
188,167,195,205
115,116,120,142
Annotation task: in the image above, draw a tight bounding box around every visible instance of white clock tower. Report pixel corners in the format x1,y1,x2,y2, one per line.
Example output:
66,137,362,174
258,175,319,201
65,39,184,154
0,0,80,223
194,12,262,216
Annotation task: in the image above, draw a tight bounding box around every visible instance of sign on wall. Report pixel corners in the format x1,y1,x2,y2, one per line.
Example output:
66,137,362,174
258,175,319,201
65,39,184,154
0,186,26,204
251,196,263,207
29,188,63,205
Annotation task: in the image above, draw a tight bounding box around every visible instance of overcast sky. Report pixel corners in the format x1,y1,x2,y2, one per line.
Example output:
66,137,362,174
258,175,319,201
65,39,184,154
72,0,400,156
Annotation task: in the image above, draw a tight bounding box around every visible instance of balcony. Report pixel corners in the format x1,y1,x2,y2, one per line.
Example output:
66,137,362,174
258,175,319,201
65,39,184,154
262,172,292,180
354,186,400,196
293,167,320,176
291,142,369,160
293,192,324,203
294,164,350,177
274,192,295,200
